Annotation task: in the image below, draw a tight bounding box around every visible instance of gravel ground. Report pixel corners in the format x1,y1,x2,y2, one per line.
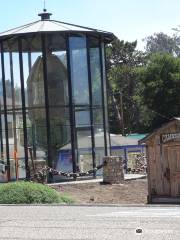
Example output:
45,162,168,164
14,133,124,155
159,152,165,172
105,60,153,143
52,178,148,204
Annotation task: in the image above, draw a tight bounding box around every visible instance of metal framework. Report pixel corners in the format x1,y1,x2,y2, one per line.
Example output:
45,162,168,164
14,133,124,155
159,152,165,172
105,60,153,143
0,11,114,182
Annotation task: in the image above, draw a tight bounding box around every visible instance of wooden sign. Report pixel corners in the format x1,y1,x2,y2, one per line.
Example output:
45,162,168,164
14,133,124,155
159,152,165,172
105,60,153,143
161,133,180,144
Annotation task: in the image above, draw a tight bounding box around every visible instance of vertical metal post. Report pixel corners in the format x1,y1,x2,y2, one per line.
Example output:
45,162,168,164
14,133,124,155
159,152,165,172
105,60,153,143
66,34,77,174
86,36,96,177
41,34,53,177
18,39,30,180
0,42,10,180
103,42,112,155
28,52,32,72
99,38,108,156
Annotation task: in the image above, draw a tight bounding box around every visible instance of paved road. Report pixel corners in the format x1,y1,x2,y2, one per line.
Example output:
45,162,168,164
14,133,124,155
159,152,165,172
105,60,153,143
0,205,180,239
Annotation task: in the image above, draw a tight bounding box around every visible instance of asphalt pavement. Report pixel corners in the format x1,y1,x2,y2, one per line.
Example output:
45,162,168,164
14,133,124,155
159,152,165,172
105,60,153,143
0,205,180,240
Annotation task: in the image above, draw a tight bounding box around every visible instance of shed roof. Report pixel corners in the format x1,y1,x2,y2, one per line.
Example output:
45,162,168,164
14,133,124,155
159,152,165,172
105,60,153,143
139,118,180,144
60,132,141,150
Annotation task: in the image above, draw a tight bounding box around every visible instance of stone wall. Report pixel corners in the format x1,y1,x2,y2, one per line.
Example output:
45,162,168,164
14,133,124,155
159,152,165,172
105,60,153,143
103,156,124,184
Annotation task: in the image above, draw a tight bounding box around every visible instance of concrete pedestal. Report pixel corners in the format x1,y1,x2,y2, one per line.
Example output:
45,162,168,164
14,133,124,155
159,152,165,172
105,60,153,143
103,156,124,184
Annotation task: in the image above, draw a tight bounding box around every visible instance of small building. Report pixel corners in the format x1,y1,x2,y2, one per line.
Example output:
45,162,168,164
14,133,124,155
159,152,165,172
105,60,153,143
58,133,146,175
140,118,180,203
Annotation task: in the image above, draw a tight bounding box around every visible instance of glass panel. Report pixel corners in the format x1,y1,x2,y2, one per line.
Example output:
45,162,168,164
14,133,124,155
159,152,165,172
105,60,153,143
27,115,47,172
55,117,72,174
12,53,22,109
23,51,48,177
69,36,89,105
56,149,72,173
88,37,107,162
75,109,90,127
26,51,47,173
93,109,103,125
94,126,104,148
45,35,72,172
0,52,6,182
4,53,12,110
49,107,71,169
89,39,102,106
6,52,22,180
10,111,26,180
77,129,93,172
94,125,104,175
93,110,105,165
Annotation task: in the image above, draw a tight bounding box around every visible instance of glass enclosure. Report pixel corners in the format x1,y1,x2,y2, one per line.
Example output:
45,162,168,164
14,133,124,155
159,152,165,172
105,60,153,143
0,13,114,182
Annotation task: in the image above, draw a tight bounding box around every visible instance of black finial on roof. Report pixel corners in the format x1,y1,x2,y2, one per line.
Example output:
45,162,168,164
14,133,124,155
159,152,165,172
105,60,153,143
38,0,52,20
38,10,52,21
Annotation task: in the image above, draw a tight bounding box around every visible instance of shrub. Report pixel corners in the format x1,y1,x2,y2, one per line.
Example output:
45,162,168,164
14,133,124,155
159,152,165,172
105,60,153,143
0,181,74,204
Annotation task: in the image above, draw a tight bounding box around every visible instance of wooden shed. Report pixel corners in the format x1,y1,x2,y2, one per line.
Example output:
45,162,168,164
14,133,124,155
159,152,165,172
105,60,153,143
139,118,180,203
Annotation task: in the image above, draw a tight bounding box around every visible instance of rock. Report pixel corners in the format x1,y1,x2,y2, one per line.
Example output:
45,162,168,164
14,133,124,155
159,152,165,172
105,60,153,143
90,196,95,201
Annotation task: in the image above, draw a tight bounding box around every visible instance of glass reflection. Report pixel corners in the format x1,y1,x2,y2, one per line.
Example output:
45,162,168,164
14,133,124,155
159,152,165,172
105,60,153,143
69,37,89,105
27,52,48,171
77,129,92,172
75,109,90,127
41,35,72,172
90,47,102,106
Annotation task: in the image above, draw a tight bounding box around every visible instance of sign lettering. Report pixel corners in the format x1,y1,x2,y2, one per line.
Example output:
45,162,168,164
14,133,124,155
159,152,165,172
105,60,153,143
161,133,180,143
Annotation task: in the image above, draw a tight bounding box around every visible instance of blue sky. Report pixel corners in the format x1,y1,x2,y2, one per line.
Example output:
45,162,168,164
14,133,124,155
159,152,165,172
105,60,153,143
0,0,180,50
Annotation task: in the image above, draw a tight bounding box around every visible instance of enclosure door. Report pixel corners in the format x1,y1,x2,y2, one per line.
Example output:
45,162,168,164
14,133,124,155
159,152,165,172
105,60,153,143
167,146,180,197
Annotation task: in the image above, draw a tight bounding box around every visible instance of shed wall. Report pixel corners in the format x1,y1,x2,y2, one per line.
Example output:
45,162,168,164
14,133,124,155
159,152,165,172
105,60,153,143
146,120,180,200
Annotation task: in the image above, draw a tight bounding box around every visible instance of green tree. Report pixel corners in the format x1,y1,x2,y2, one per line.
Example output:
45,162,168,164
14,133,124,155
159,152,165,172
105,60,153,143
106,38,146,134
144,32,180,56
137,53,180,130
